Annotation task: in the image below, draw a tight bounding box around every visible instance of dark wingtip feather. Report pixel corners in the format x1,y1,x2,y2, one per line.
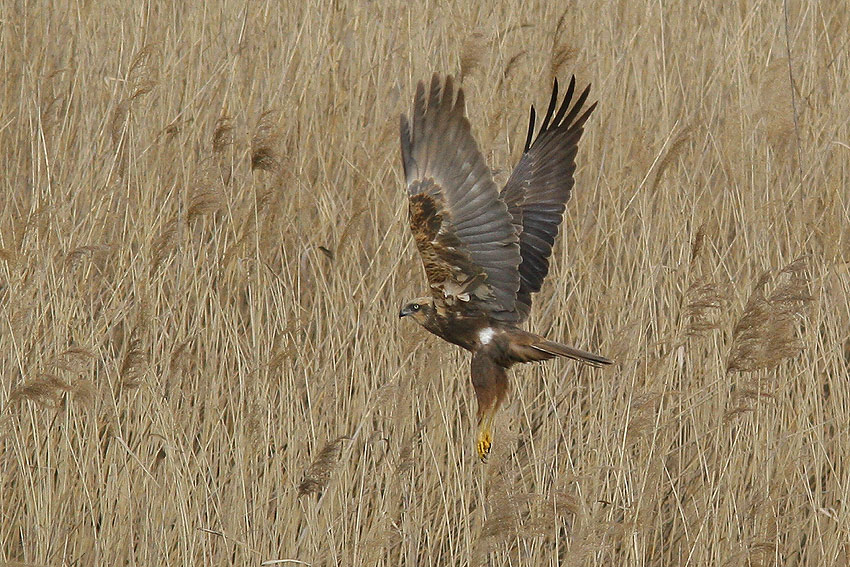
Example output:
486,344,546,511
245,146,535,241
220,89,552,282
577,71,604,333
540,78,559,132
455,82,465,114
562,82,592,126
574,99,598,130
500,75,599,322
430,72,441,91
429,74,442,109
523,105,537,153
443,76,457,115
400,114,413,181
553,75,577,126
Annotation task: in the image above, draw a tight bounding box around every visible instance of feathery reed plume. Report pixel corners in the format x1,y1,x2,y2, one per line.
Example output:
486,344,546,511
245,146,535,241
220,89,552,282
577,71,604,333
459,33,485,83
519,496,560,540
551,42,578,81
759,58,794,149
474,474,520,562
550,13,577,80
69,379,97,408
727,258,812,372
111,99,131,150
502,51,526,81
552,490,581,519
254,185,280,214
110,98,132,178
213,114,234,152
109,44,159,176
252,110,282,171
771,257,812,306
474,473,560,563
0,248,19,267
162,116,186,138
41,92,67,133
168,336,196,379
649,125,692,193
690,224,706,266
685,278,729,338
188,188,225,223
725,377,777,421
54,348,97,408
626,391,663,443
395,421,424,477
63,244,110,270
151,218,179,272
151,161,226,272
727,276,782,373
10,374,71,408
127,44,160,100
120,327,149,389
54,346,96,373
10,346,98,409
298,436,350,497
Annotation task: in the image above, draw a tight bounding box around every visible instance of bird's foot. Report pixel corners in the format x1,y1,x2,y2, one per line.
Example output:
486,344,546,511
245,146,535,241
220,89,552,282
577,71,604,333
476,427,492,463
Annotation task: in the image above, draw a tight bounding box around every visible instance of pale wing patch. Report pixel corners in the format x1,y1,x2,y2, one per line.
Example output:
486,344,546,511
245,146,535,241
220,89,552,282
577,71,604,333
478,327,495,345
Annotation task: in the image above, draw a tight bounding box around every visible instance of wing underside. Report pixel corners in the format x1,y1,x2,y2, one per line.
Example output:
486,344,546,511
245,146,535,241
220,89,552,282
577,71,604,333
500,76,596,321
401,74,521,319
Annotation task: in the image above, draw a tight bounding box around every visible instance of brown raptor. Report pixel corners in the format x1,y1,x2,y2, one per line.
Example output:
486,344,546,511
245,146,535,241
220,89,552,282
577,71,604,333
399,74,612,462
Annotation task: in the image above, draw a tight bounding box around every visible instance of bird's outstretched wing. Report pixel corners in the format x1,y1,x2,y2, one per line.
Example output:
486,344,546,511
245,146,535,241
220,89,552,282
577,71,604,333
401,74,521,320
500,77,597,322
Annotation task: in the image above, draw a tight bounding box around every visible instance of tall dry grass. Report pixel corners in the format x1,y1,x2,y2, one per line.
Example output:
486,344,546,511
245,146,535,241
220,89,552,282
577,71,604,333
1,0,849,565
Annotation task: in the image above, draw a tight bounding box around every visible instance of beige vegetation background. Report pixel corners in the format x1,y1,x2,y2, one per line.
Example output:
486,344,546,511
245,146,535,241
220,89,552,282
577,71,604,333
1,0,849,565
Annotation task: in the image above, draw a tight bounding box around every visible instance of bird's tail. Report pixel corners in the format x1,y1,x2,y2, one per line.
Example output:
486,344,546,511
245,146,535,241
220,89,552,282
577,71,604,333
527,338,613,368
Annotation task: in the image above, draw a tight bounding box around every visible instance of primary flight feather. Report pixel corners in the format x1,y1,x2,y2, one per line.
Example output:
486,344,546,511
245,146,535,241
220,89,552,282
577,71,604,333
399,74,611,462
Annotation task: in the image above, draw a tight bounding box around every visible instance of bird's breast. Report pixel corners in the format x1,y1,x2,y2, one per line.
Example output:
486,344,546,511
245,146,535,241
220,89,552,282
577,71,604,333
424,312,492,352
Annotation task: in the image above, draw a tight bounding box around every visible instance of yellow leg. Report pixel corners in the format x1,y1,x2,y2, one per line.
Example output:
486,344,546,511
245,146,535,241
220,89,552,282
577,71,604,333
476,413,495,463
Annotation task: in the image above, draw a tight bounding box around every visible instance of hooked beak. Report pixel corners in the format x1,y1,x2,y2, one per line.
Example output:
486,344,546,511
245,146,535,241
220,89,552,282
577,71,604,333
399,306,412,318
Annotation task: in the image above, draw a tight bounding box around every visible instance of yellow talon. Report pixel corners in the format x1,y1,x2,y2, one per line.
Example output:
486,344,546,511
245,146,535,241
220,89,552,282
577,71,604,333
476,418,493,462
476,431,492,462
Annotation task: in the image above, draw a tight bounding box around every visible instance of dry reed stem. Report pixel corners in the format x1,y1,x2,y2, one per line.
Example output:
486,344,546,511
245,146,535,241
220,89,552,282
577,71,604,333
0,248,19,266
151,218,179,272
759,58,796,150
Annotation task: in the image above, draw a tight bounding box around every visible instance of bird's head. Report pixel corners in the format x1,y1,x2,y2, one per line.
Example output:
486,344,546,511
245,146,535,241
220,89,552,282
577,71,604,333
399,297,434,326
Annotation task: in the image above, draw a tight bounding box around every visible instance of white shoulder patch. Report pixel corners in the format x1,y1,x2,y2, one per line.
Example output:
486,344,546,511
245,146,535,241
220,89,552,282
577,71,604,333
478,327,495,345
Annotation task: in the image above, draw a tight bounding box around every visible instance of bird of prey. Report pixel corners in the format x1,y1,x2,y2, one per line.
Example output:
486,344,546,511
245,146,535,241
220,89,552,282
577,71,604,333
399,73,612,462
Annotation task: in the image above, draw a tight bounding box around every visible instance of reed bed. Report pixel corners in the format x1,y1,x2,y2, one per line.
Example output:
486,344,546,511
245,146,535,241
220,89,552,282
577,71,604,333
1,1,849,564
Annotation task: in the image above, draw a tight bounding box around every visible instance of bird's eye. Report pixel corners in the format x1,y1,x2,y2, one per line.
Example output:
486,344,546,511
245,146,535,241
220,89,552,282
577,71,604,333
412,303,420,311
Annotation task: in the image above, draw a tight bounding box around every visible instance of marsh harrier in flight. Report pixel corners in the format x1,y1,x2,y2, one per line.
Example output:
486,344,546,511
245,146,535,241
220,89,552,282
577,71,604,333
399,74,612,462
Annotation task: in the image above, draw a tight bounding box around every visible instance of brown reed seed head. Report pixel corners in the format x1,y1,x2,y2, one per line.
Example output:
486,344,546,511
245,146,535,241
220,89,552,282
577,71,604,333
251,110,282,172
298,436,351,498
727,258,812,373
